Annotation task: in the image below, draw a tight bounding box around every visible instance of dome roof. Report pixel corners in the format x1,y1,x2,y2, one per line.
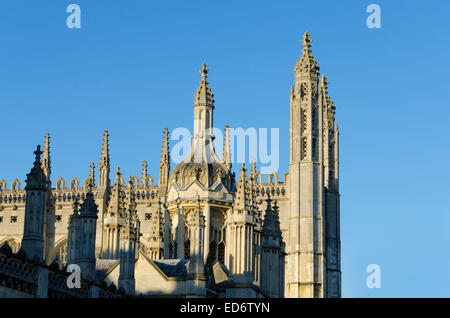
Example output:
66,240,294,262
168,161,234,191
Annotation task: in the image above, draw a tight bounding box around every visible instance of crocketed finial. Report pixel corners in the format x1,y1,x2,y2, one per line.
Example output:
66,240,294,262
200,62,208,79
301,32,312,53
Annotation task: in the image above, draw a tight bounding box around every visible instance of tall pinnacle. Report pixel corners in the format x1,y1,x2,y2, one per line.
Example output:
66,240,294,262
42,133,51,182
159,127,170,186
101,130,109,159
99,129,110,189
85,162,95,188
141,160,148,187
222,124,232,170
193,62,215,107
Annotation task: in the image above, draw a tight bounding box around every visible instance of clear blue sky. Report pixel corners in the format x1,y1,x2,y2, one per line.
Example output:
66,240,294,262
1,0,449,297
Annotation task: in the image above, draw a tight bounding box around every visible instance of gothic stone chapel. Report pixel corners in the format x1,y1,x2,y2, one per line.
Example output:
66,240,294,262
0,33,341,298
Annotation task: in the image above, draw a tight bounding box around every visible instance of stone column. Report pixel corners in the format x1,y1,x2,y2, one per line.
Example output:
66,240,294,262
35,266,49,298
203,203,210,263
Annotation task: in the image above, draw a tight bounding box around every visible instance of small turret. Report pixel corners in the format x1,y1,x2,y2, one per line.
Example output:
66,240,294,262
260,195,284,298
67,179,99,280
21,145,48,261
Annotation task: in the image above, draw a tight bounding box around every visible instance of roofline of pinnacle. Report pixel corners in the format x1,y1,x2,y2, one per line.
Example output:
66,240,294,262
193,62,215,107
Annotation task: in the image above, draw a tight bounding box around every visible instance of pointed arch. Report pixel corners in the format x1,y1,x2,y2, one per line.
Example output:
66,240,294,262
56,177,66,191
130,176,139,188
0,180,7,192
269,172,279,185
70,177,80,190
11,179,21,192
255,172,263,184
143,175,154,188
47,236,68,267
0,236,21,253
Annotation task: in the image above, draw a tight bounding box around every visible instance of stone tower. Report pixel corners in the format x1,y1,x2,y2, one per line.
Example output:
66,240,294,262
21,146,48,261
287,32,340,297
165,62,234,267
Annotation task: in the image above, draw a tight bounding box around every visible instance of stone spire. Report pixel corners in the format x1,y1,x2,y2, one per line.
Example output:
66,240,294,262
107,167,126,217
222,124,232,170
21,145,47,261
102,167,125,259
294,32,320,78
141,160,148,187
228,163,257,281
260,195,284,298
262,195,282,242
159,127,170,187
41,133,51,183
119,178,140,295
233,163,251,212
84,162,95,188
193,62,215,107
98,130,110,189
187,62,221,165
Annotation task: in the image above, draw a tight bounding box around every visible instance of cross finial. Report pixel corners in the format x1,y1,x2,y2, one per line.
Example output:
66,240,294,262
34,145,43,164
302,32,312,51
200,62,208,79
